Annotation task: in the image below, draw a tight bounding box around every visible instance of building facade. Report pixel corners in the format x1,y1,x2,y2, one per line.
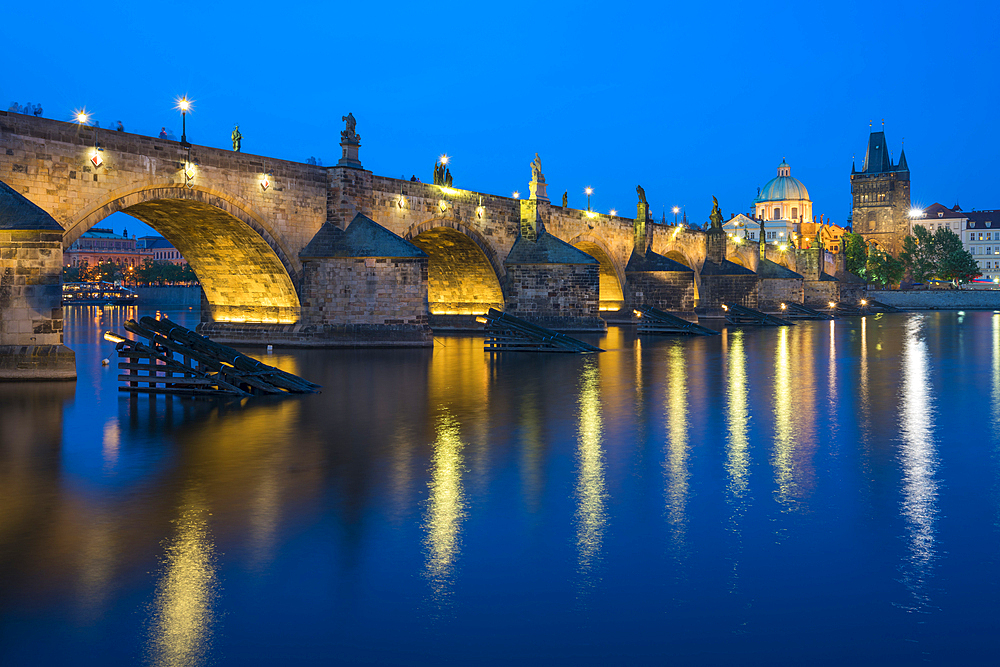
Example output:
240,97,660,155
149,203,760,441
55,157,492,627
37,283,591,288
64,227,152,268
137,236,188,265
965,209,1000,280
851,129,911,255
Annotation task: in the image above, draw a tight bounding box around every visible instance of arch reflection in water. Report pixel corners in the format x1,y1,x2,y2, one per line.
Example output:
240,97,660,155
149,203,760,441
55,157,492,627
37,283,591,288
575,361,607,579
423,412,466,599
664,343,690,548
898,316,939,610
147,487,218,667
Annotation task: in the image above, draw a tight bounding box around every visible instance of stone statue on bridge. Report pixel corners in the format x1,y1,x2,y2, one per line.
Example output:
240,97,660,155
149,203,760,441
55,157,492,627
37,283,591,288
709,196,724,230
341,113,360,143
562,191,568,208
232,124,242,152
636,184,647,205
531,153,543,182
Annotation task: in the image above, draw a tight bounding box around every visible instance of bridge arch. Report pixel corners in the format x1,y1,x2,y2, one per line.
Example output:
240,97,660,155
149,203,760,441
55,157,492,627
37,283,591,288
65,183,301,324
404,218,505,315
567,234,625,312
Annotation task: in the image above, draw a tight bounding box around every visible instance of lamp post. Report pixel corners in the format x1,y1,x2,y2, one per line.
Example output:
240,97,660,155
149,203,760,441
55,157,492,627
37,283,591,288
176,97,192,146
673,206,679,225
585,187,593,212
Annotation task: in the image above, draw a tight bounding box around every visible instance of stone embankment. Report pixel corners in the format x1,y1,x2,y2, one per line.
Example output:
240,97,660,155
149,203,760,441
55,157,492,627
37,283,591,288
871,289,1000,310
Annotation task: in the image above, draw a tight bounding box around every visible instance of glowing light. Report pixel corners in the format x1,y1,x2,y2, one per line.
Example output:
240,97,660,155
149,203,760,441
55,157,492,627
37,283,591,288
829,301,836,308
90,151,103,168
609,209,617,217
397,195,406,208
103,331,125,343
175,97,192,112
260,175,270,191
909,207,923,219
585,187,593,195
575,362,607,576
585,211,598,219
780,303,787,310
672,206,680,214
722,304,729,311
439,154,449,165
475,316,488,324
75,110,90,124
438,200,448,212
512,191,520,199
633,309,643,317
860,299,868,306
476,205,485,219
423,412,466,599
184,163,195,180
438,186,459,196
779,244,788,251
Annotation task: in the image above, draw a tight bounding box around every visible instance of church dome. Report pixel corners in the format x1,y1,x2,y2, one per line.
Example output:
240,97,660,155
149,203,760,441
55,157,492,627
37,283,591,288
755,160,810,203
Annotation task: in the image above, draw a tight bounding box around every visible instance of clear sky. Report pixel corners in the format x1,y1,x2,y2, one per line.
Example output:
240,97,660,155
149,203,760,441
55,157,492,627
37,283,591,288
4,0,997,238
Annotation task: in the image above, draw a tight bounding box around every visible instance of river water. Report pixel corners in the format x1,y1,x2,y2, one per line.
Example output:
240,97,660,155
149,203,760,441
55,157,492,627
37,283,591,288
2,306,999,665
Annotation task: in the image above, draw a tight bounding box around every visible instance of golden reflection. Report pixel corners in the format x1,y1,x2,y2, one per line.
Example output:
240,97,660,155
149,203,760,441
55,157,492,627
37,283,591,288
897,316,939,610
575,361,607,578
725,331,749,501
148,487,217,667
102,418,120,469
664,343,690,546
423,412,466,599
518,388,544,513
828,319,837,403
772,326,794,504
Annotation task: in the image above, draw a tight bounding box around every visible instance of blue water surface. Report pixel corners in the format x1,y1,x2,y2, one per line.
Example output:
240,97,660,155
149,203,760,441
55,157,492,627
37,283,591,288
1,306,999,665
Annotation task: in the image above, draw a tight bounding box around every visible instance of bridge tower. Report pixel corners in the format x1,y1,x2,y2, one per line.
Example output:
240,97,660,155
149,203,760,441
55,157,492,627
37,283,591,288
851,127,910,255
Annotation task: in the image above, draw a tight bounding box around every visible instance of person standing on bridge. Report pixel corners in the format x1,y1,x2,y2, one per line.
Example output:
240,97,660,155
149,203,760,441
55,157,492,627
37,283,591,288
159,127,168,139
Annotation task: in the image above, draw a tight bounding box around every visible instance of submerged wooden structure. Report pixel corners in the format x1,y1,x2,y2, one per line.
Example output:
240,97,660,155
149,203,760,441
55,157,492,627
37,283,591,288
722,303,795,326
634,306,719,336
479,308,602,353
107,316,320,396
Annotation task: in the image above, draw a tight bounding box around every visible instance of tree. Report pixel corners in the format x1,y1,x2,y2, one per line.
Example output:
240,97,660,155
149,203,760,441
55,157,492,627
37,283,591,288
843,232,868,276
899,227,938,284
865,246,904,287
62,266,81,282
933,227,980,285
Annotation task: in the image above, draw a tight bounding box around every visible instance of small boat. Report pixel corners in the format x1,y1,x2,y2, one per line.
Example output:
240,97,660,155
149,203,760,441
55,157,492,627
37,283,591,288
62,281,138,305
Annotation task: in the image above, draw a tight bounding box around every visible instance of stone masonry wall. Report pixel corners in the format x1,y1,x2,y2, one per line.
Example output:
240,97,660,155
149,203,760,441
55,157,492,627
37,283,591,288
699,275,759,310
758,278,803,312
300,256,428,326
803,280,840,305
0,230,64,345
625,271,695,313
503,263,602,329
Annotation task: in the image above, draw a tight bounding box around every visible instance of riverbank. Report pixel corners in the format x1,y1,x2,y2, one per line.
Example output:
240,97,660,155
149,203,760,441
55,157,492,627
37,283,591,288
870,289,1000,310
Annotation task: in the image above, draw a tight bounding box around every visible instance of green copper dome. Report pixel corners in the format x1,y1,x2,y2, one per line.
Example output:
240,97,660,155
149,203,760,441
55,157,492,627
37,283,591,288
755,160,810,203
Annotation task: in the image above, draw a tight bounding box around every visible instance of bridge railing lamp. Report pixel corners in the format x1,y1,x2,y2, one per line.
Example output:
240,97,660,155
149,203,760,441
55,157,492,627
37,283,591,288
176,97,192,145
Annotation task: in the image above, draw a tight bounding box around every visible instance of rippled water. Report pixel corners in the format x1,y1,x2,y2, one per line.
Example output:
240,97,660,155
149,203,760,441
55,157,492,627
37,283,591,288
2,306,1000,665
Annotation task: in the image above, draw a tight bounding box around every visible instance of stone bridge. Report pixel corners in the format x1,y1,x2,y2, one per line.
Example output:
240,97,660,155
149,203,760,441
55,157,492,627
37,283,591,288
1,111,858,377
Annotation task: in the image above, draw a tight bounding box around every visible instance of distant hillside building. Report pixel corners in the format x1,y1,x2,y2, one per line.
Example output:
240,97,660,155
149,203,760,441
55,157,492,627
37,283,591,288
851,129,911,255
137,236,187,265
64,227,152,268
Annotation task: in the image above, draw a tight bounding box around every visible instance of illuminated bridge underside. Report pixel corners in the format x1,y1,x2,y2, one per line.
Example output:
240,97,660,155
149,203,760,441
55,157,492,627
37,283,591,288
124,199,300,323
574,242,624,312
409,227,504,315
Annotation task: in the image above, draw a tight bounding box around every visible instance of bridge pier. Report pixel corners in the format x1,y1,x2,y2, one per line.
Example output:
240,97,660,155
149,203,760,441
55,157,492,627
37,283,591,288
0,181,75,379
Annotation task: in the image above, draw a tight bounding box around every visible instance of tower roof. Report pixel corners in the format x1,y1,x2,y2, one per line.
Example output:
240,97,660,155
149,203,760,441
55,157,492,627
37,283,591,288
862,131,892,174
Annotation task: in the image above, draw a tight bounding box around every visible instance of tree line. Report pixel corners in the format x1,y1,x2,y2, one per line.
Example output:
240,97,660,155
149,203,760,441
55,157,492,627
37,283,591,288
842,226,980,287
63,259,198,286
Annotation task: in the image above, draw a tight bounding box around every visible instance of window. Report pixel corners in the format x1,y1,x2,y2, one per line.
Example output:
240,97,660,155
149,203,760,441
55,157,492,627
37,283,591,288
989,233,993,241
980,233,984,241
774,207,781,219
791,207,798,219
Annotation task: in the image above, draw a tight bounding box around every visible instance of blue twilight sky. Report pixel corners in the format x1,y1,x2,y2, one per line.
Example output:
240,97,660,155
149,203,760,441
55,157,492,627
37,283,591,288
3,0,997,238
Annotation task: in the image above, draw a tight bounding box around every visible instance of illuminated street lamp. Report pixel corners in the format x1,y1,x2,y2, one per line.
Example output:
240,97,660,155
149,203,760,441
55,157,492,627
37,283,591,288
176,97,192,145
673,206,680,224
585,187,593,211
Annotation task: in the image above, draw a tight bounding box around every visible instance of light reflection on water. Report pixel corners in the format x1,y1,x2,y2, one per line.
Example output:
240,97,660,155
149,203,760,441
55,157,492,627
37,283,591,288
897,315,939,611
423,411,466,601
6,309,1000,664
664,342,689,550
147,486,217,667
574,360,607,582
